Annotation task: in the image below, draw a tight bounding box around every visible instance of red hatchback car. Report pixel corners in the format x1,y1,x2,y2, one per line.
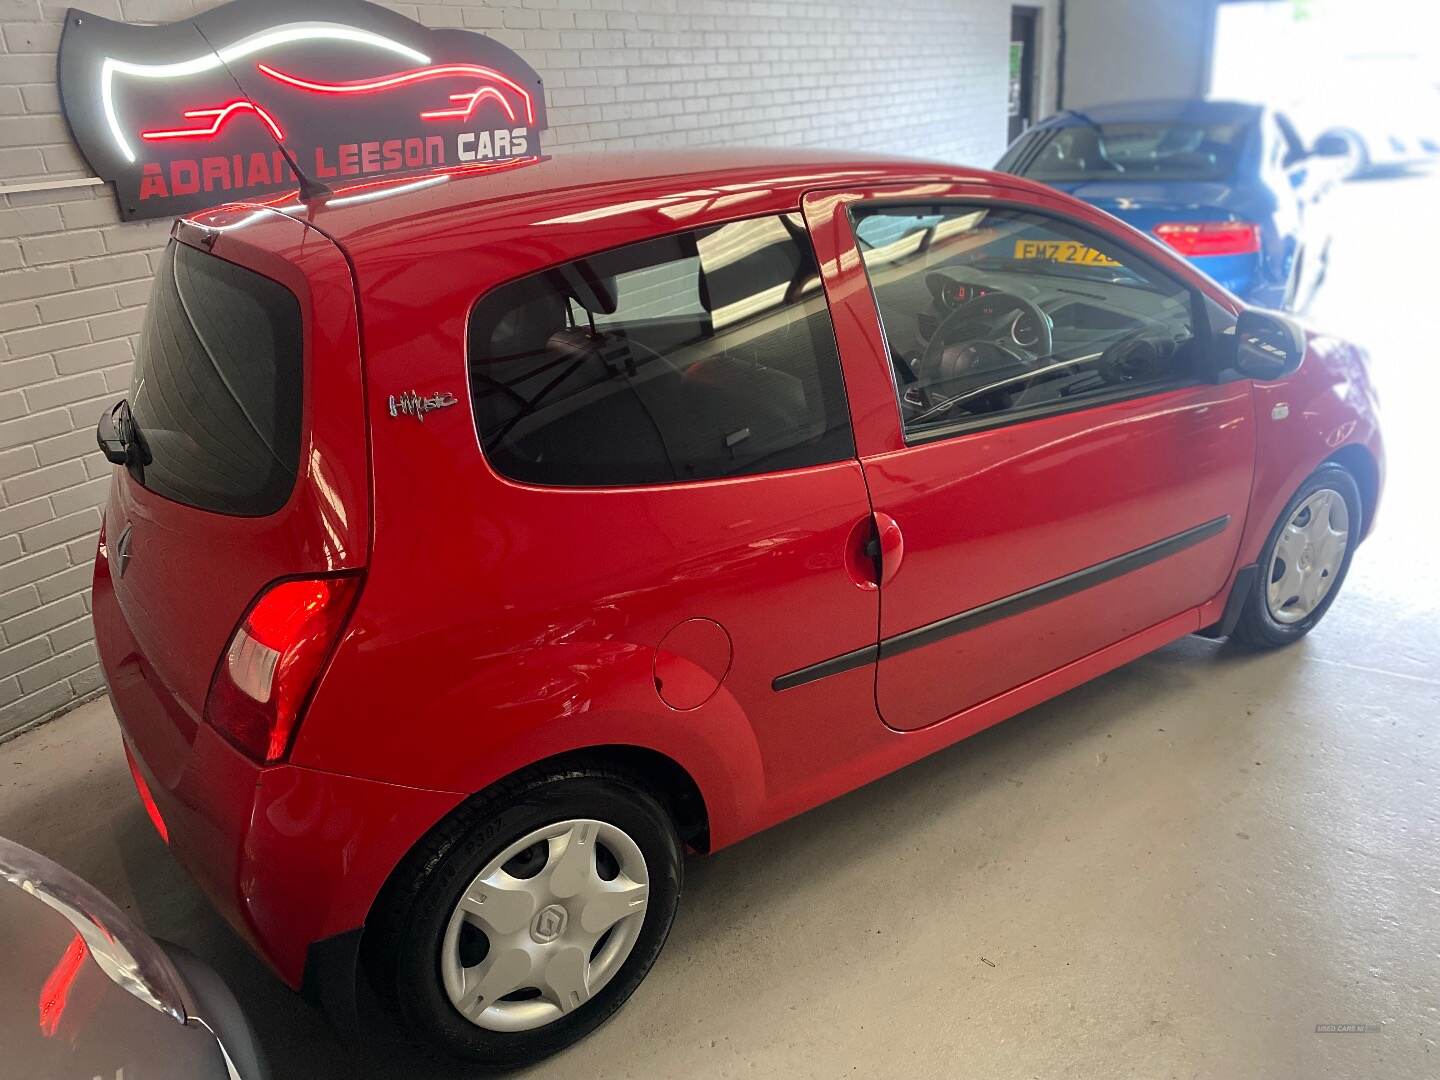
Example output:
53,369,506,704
93,150,1382,1069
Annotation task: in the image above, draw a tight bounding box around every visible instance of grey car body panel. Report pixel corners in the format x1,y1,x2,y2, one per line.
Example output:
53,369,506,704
0,836,265,1079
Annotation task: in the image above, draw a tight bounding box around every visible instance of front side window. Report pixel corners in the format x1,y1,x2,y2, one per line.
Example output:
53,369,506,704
851,204,1201,439
467,215,853,486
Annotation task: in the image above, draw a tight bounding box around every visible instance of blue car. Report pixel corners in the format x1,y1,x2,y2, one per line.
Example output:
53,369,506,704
996,100,1344,310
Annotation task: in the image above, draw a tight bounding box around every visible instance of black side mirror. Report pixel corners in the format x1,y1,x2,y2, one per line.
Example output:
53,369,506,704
96,400,130,464
95,399,148,467
1234,308,1307,380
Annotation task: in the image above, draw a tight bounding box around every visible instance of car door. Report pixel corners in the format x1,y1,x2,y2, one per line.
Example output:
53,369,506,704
804,181,1257,733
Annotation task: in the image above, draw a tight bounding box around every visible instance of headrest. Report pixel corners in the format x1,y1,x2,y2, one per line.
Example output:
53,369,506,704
697,219,809,313
481,288,567,358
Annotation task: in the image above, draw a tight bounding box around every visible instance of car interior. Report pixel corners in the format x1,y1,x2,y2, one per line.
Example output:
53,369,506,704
468,215,849,485
852,208,1204,431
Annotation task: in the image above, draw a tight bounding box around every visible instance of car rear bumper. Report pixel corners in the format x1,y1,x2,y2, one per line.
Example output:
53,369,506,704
95,559,464,990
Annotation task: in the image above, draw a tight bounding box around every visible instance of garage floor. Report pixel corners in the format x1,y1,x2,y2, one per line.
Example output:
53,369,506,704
3,170,1437,1080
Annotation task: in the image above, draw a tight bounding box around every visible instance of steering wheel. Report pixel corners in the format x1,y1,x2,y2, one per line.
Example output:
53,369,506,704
918,291,1054,387
1094,333,1175,386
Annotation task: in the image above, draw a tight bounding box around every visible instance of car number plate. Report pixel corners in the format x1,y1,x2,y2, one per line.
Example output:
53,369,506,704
1013,239,1121,267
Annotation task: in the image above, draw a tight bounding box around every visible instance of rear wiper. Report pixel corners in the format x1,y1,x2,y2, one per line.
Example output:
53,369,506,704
96,399,148,467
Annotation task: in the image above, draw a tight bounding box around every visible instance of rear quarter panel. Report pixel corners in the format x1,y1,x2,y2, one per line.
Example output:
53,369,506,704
97,210,369,745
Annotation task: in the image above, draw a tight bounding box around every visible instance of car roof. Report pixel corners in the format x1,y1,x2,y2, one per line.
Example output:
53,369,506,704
1045,99,1263,127
240,148,1032,264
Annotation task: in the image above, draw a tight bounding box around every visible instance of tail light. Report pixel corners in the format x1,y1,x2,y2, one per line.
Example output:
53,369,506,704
1154,221,1261,257
204,574,361,763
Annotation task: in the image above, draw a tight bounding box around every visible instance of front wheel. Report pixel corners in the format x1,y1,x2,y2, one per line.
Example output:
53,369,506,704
1231,463,1362,649
367,766,682,1071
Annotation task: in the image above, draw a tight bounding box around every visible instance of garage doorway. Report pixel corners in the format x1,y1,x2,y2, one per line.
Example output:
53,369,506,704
1008,6,1040,144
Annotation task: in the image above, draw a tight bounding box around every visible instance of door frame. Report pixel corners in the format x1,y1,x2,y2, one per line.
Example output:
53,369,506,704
1009,6,1041,144
800,178,1243,458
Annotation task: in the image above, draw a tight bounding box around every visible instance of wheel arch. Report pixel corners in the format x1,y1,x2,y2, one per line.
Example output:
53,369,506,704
365,740,716,931
1324,443,1380,541
306,737,723,1032
503,743,713,853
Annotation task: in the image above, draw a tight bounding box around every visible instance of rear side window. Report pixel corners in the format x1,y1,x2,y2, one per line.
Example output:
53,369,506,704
467,215,853,486
128,241,302,516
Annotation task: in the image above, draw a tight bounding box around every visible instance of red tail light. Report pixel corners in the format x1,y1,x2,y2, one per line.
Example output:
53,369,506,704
1154,221,1261,257
204,575,361,763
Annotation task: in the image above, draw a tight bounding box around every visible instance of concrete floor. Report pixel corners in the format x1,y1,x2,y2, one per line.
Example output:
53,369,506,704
3,169,1438,1080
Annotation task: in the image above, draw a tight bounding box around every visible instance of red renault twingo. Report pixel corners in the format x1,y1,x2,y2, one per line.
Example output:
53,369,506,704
92,149,1382,1069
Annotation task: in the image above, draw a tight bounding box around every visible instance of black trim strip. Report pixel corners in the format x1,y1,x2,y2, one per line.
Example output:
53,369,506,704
771,643,878,692
772,515,1230,692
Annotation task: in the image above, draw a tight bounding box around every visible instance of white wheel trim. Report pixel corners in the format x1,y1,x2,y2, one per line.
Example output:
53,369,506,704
440,819,650,1033
1266,488,1350,625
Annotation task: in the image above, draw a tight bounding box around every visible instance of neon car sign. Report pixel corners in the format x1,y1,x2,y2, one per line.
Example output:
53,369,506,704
59,0,547,220
141,100,287,144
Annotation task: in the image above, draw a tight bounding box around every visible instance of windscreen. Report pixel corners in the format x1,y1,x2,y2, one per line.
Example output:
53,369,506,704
128,241,302,516
1008,120,1249,181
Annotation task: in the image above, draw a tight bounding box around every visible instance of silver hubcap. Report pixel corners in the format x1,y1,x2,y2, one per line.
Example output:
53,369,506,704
441,819,649,1032
1267,488,1350,624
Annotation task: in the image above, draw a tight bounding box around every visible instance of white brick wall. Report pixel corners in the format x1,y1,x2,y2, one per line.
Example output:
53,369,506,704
0,0,1055,735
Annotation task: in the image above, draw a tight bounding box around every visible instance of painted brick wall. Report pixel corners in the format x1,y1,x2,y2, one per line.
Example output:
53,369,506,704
0,0,1055,735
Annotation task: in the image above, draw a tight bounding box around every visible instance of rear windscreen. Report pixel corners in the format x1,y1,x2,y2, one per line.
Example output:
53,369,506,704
1005,120,1249,181
128,241,302,516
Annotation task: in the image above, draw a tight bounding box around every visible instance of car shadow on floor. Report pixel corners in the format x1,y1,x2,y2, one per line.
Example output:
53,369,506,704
81,634,1286,1078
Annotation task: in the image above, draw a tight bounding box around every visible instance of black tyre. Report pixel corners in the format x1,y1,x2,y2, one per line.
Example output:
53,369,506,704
1231,463,1362,649
366,764,682,1071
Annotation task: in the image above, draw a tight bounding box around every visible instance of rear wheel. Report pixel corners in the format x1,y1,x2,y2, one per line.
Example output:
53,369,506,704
367,766,682,1071
1231,463,1361,649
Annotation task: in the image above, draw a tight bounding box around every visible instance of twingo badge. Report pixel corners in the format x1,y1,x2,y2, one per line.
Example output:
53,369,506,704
57,0,547,220
389,390,458,421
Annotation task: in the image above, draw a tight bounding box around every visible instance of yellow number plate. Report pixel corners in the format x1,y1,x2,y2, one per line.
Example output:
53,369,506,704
1013,239,1121,267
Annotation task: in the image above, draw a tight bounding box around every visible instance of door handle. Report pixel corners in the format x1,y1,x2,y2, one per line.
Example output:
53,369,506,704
847,513,904,590
871,511,904,586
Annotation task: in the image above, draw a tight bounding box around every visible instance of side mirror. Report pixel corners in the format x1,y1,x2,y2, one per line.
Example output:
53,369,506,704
1233,308,1307,380
96,400,131,465
1311,133,1351,158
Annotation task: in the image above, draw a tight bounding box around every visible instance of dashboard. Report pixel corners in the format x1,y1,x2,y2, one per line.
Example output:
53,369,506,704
920,266,1191,359
923,275,1048,349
